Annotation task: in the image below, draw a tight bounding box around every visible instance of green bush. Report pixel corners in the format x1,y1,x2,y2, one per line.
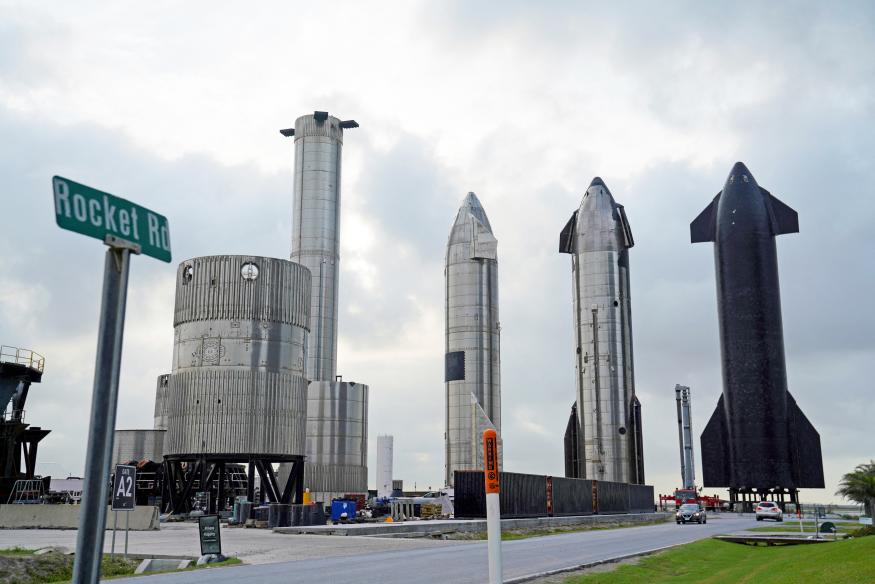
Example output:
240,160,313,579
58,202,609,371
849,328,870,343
849,525,874,538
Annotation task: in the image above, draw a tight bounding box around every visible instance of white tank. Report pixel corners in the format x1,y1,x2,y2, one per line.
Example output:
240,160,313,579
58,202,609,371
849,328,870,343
376,434,393,498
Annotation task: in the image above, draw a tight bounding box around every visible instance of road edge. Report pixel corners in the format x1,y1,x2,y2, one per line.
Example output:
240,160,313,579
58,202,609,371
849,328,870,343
504,541,688,583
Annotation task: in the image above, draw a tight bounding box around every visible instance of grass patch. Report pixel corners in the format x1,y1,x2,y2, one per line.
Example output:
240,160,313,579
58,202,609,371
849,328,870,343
0,547,36,557
0,550,240,583
563,534,875,583
0,551,139,584
456,517,671,541
748,521,858,534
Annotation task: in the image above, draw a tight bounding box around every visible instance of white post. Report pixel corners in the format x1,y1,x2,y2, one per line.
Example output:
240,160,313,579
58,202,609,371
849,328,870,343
483,429,502,584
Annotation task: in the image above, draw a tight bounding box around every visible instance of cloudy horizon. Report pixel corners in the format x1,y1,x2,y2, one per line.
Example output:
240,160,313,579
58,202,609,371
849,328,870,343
1,0,873,504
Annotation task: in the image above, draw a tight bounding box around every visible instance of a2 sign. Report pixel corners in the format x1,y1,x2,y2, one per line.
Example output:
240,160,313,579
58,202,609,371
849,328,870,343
112,464,136,511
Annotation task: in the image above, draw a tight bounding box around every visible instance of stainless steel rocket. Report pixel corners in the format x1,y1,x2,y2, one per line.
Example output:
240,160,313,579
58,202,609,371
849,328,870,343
445,192,501,487
691,162,823,497
282,111,359,382
560,178,644,484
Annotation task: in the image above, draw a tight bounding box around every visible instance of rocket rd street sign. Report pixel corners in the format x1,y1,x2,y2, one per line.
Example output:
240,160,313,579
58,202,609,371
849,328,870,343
55,175,172,583
52,176,172,262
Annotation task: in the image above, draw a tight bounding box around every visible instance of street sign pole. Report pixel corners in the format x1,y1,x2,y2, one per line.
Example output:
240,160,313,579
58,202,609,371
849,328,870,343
72,239,137,584
53,176,169,584
110,511,118,559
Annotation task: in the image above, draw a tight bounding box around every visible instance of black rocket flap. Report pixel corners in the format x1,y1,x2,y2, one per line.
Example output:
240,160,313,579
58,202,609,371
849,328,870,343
690,192,721,243
761,188,799,235
559,210,578,253
616,204,634,248
700,394,730,488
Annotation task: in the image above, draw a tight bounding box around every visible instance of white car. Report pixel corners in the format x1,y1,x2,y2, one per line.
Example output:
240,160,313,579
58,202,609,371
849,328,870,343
755,501,783,521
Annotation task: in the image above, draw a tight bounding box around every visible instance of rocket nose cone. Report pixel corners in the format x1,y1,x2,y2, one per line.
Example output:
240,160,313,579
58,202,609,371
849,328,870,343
731,161,751,176
589,177,606,188
451,191,494,234
726,161,759,188
463,191,483,209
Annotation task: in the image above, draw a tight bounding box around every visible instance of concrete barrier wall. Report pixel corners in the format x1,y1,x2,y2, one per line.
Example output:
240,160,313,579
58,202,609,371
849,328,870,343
0,504,160,530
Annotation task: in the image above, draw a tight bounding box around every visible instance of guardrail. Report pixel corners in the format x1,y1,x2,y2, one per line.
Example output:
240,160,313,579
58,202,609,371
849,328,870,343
0,346,45,373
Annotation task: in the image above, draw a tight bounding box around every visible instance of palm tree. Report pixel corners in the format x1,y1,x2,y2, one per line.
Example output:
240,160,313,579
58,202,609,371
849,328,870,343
836,461,875,517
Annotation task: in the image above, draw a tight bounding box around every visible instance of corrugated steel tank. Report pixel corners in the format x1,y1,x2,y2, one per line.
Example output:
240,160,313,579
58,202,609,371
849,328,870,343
112,429,165,464
163,255,310,457
304,380,368,501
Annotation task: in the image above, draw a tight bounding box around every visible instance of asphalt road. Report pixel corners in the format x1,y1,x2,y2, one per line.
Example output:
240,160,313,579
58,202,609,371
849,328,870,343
124,515,759,584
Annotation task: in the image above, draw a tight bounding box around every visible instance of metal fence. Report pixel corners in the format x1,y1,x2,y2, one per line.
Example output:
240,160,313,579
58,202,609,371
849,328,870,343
0,346,45,373
552,476,594,516
455,470,653,519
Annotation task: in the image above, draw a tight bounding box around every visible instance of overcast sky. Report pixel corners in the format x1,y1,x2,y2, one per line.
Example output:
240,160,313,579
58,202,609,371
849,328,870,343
1,1,873,503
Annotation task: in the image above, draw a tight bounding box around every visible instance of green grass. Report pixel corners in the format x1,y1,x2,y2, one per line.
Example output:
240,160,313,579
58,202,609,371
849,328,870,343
563,534,875,583
461,517,671,541
0,549,241,583
748,521,857,534
0,547,36,556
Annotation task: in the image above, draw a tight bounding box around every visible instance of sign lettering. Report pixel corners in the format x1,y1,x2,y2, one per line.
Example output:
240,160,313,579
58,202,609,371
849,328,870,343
111,465,136,511
53,176,171,262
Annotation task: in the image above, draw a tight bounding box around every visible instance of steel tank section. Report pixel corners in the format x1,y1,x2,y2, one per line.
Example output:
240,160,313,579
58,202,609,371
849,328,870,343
444,192,501,487
163,255,310,458
286,112,358,383
303,380,368,502
559,178,644,484
112,429,165,464
154,374,170,430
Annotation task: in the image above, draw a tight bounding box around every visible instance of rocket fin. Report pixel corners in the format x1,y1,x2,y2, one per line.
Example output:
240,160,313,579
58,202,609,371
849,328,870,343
559,211,578,253
628,395,645,484
761,188,799,235
700,394,730,487
787,392,825,488
564,401,581,478
616,204,635,248
690,193,721,243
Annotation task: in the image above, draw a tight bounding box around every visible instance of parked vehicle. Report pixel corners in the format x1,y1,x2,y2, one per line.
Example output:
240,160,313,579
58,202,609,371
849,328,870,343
676,503,707,524
755,501,784,521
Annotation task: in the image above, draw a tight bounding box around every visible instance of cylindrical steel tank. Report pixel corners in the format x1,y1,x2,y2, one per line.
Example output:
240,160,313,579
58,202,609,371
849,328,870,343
376,434,393,499
303,380,368,501
112,429,165,464
163,255,310,457
289,113,356,383
154,374,170,430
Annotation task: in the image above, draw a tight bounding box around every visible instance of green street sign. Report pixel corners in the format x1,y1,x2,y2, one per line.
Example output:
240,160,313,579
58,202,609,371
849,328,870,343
52,176,172,262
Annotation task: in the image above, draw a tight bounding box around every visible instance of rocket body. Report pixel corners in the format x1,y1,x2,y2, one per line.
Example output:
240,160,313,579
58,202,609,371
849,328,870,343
560,178,644,484
691,162,824,490
444,193,501,486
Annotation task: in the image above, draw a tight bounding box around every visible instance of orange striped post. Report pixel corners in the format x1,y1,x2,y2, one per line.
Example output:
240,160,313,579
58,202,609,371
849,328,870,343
483,428,502,583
